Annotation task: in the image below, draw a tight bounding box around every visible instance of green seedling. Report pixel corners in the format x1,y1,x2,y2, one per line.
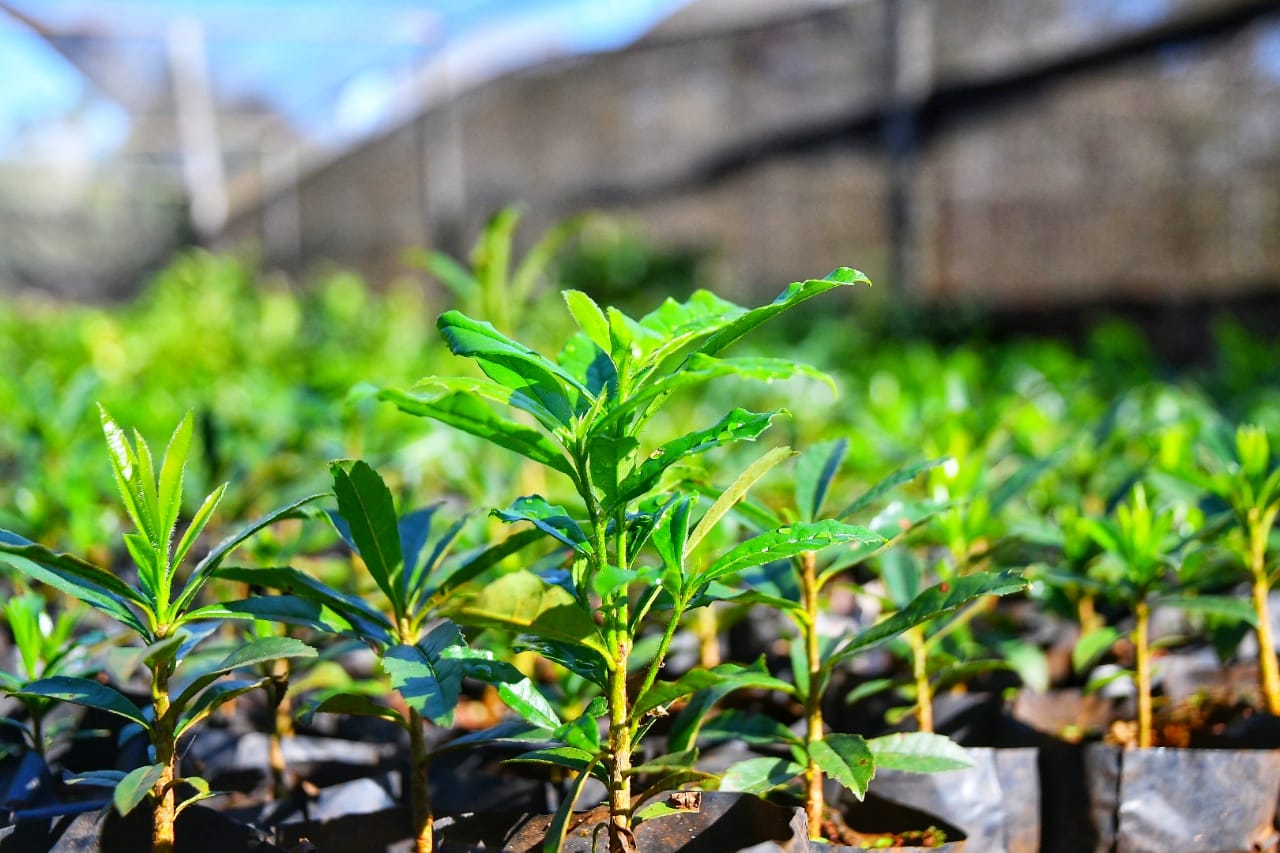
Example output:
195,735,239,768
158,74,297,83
0,593,104,760
220,459,547,853
382,268,869,852
702,441,1024,837
1080,484,1248,747
1181,424,1280,714
0,409,321,853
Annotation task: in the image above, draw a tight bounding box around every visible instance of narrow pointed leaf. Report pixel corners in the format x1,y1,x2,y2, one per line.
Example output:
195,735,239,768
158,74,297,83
382,622,466,726
158,413,193,553
214,566,394,642
331,460,403,612
17,676,147,728
1073,627,1120,675
428,527,545,603
685,445,793,559
698,269,870,356
379,386,574,476
176,678,269,737
175,492,327,613
541,756,600,853
303,693,407,729
99,406,157,547
836,458,946,520
438,310,585,426
829,572,1028,667
616,409,781,509
698,520,884,588
1156,594,1259,627
795,438,847,522
634,661,791,719
0,535,150,635
173,637,316,712
563,290,612,354
171,484,227,571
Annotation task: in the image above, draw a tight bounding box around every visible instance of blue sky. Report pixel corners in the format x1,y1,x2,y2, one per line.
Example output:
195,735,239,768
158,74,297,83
0,0,688,158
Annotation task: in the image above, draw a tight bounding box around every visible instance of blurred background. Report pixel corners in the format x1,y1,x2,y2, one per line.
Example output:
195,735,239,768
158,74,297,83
2,0,1278,332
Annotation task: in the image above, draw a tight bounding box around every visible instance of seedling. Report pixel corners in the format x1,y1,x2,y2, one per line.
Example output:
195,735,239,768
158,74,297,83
0,409,321,853
702,441,1024,837
382,269,871,851
1183,424,1280,714
221,460,548,853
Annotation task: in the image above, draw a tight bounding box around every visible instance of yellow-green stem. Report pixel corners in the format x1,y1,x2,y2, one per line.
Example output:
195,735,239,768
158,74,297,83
607,632,633,853
696,605,721,669
907,626,933,734
408,708,433,853
1250,517,1280,715
151,662,177,853
800,552,825,839
268,658,292,801
1078,594,1102,635
1135,600,1152,748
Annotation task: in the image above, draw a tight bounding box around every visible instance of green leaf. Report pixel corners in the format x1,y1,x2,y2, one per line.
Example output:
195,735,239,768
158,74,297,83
303,692,407,729
379,385,574,477
634,661,790,719
513,637,609,688
98,406,158,549
719,757,804,794
428,527,545,604
210,568,394,643
616,409,781,509
171,484,227,572
438,310,586,426
412,247,478,300
330,460,404,613
867,732,973,773
563,290,612,354
17,676,147,728
700,520,884,589
697,268,870,357
173,636,316,713
810,733,875,800
1073,627,1120,675
878,547,921,609
541,756,600,853
829,571,1028,668
0,532,151,636
836,458,946,520
684,445,793,559
691,710,804,749
553,713,601,753
795,439,848,522
113,764,163,816
457,570,609,663
174,492,328,615
157,413,193,557
176,678,269,738
509,746,600,775
382,622,466,726
1156,594,1259,627
493,497,590,553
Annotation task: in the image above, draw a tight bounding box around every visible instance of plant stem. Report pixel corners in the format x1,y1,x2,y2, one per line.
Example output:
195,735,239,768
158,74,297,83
906,626,933,734
151,662,177,853
1134,599,1152,748
268,658,292,801
1078,593,1102,635
407,707,433,853
696,605,721,668
799,552,825,839
1249,516,1280,715
607,633,633,853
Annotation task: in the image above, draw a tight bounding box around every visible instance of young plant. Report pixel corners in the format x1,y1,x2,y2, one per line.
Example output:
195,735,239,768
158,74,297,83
1081,484,1185,748
1183,424,1280,714
702,441,1025,837
381,268,870,850
220,459,547,853
0,409,320,853
0,593,103,760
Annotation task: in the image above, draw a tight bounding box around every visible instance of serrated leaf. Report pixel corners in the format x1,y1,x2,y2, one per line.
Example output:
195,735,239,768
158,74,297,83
810,733,875,799
699,520,884,589
829,571,1028,668
684,445,793,559
615,409,781,509
173,636,316,714
867,732,972,773
113,764,163,816
836,458,945,521
634,662,790,718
